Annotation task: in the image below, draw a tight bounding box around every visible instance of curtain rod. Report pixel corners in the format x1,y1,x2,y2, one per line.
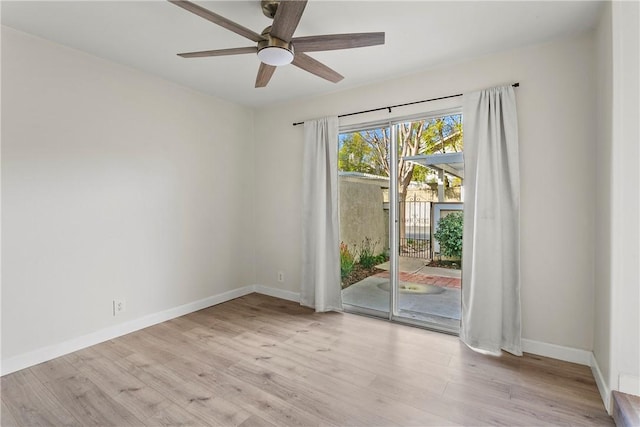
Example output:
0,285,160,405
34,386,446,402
292,82,520,126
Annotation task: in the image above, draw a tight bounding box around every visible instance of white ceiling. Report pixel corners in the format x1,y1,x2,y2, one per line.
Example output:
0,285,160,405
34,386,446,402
2,1,603,108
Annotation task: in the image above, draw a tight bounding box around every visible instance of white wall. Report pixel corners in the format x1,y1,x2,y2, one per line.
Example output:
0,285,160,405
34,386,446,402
592,1,640,407
593,0,613,402
1,27,256,364
253,32,598,351
609,0,640,396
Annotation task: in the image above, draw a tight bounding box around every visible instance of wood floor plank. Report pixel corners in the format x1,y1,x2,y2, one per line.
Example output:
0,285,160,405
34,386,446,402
114,353,251,426
237,414,278,427
164,314,205,332
163,356,323,426
224,352,395,426
196,329,380,390
89,338,135,360
61,350,205,426
40,372,144,426
508,383,615,424
276,330,452,391
448,350,603,402
143,322,237,371
115,331,177,365
367,373,482,425
1,293,612,426
227,297,460,373
1,398,21,427
197,330,454,426
1,369,80,426
30,357,79,384
238,294,461,351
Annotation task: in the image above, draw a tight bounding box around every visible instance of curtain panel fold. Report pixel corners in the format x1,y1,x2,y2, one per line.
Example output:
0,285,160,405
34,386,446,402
300,116,342,312
460,85,522,356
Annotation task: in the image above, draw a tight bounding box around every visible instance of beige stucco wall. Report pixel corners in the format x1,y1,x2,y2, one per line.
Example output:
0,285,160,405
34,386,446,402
339,179,388,259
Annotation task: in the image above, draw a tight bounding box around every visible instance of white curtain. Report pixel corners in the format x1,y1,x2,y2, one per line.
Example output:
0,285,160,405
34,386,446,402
300,116,342,312
460,85,522,356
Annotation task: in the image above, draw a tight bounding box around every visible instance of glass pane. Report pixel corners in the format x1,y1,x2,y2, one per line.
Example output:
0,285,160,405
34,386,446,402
395,114,463,332
339,127,391,317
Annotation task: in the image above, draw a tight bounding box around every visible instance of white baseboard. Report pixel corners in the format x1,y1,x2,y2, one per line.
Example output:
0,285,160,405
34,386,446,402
1,285,255,376
521,338,592,366
253,284,300,302
591,353,611,413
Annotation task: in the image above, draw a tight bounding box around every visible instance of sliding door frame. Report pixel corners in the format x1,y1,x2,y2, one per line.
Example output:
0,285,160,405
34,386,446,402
388,123,400,321
339,107,462,334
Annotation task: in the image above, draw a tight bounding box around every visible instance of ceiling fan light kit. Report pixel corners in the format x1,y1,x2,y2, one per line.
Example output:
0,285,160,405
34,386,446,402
257,46,294,66
257,30,294,66
170,0,385,87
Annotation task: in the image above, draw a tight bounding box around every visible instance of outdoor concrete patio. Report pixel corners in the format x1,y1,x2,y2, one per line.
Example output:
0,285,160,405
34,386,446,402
342,257,461,329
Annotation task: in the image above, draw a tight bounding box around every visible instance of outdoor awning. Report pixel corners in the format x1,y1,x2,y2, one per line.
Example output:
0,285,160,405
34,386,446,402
403,152,465,180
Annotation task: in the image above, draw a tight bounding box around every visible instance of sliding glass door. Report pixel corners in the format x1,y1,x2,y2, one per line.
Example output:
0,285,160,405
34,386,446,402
339,112,463,334
339,125,392,318
391,114,463,334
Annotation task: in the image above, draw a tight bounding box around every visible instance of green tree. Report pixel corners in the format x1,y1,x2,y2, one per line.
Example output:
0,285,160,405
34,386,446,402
411,164,429,183
422,116,463,154
338,132,377,174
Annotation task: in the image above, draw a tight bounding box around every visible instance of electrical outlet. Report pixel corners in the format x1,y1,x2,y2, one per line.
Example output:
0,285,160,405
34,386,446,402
277,271,285,282
113,299,126,316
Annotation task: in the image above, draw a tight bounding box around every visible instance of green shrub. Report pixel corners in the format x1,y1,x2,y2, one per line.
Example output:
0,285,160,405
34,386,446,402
373,252,388,265
433,212,463,259
340,242,355,278
358,237,380,269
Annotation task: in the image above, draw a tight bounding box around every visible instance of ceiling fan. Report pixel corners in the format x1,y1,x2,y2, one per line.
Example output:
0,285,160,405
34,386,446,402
169,0,385,88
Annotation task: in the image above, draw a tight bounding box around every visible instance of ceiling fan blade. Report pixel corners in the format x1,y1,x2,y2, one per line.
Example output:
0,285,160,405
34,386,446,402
178,46,257,58
292,32,385,53
168,1,265,43
270,0,308,43
292,53,343,83
255,63,277,88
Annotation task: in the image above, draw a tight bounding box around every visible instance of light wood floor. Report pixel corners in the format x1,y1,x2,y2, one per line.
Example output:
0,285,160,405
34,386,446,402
1,293,612,426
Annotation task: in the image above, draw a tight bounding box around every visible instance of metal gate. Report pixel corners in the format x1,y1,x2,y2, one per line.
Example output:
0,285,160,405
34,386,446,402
399,195,431,259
